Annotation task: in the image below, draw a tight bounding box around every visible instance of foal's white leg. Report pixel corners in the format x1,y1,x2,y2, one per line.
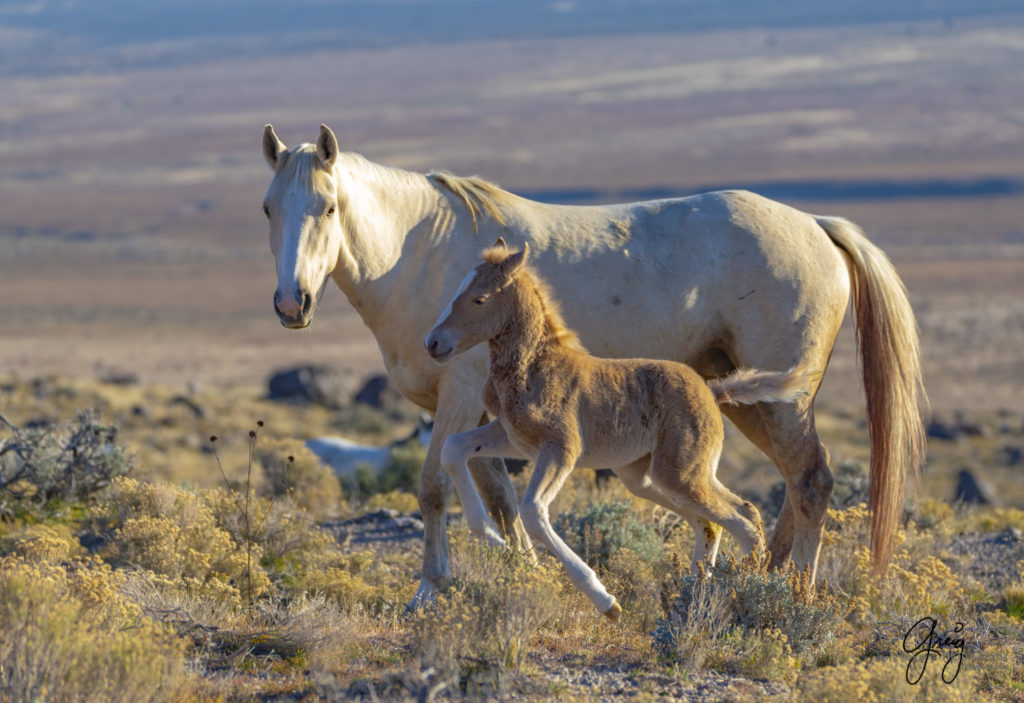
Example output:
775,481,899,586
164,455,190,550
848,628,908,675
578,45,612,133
521,444,620,619
613,459,723,571
440,421,524,549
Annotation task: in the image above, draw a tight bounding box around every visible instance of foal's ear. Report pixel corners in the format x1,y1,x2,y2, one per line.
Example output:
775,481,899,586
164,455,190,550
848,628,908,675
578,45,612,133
316,123,340,169
493,236,507,249
263,124,287,172
504,242,529,272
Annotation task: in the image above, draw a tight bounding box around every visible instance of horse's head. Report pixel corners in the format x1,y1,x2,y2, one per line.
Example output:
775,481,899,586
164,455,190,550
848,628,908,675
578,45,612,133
424,238,528,363
262,124,343,329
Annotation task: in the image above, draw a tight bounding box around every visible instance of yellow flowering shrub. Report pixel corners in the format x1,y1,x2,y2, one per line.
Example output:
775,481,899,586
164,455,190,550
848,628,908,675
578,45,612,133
0,554,190,702
796,659,982,702
109,478,268,602
818,504,968,621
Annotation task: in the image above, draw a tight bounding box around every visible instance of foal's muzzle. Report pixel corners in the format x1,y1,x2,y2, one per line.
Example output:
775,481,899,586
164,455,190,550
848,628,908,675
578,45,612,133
424,333,454,363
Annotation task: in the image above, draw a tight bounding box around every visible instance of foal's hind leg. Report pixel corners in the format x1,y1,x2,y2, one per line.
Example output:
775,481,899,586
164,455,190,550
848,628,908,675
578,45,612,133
648,439,765,559
613,458,723,571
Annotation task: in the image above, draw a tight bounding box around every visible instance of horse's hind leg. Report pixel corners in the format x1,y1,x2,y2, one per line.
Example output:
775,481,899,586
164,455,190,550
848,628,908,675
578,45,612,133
613,458,724,571
756,400,832,580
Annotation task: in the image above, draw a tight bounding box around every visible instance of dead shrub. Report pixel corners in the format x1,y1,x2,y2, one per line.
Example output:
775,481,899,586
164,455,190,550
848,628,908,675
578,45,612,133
0,409,132,516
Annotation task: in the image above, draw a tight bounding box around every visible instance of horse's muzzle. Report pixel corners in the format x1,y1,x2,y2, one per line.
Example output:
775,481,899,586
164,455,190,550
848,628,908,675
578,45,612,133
274,288,314,329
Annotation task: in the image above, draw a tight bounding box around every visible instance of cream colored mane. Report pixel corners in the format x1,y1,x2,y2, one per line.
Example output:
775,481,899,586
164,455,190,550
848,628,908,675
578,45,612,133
428,171,518,231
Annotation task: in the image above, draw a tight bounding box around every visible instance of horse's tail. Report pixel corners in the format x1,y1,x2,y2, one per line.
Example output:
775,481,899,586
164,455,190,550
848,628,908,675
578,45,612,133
709,366,817,407
816,215,927,572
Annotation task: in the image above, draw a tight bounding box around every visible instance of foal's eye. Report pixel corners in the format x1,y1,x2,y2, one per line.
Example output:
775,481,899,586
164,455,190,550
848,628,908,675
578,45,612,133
473,297,487,305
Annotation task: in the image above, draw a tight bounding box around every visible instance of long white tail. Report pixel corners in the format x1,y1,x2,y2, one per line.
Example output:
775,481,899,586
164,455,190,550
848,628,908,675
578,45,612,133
708,367,817,406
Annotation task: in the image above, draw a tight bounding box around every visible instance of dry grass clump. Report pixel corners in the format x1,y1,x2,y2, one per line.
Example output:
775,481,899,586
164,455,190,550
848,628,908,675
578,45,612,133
409,534,562,694
655,551,852,674
107,476,406,610
0,553,191,702
108,477,268,603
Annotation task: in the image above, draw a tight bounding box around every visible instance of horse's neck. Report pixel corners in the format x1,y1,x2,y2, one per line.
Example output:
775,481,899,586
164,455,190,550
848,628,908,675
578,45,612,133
488,283,555,386
330,157,436,295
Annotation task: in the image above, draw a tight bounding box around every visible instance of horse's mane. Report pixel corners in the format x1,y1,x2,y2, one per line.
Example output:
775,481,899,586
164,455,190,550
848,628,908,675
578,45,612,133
428,171,517,231
482,245,587,353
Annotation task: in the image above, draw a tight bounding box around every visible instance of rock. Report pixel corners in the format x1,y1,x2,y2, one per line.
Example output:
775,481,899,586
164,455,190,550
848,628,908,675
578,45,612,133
953,468,995,505
353,373,405,410
267,365,355,406
169,395,205,419
927,420,963,441
997,445,1023,466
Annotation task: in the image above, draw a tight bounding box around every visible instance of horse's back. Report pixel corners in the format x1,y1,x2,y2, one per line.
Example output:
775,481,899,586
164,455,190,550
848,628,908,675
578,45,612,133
520,189,850,370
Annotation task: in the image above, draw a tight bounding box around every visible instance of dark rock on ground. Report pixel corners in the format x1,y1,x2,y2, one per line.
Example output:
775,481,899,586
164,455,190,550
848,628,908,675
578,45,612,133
954,468,996,505
267,365,356,407
353,373,405,410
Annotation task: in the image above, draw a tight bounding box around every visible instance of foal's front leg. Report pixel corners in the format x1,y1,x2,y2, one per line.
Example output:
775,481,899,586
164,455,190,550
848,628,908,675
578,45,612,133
440,420,525,549
520,442,621,620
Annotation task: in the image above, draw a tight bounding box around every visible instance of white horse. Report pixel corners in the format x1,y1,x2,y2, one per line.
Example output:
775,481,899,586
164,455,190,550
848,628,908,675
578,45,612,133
261,124,925,610
306,414,433,480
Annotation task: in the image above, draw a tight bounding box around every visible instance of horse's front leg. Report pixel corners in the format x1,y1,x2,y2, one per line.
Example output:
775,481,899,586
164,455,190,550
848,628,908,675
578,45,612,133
441,420,527,549
407,383,487,614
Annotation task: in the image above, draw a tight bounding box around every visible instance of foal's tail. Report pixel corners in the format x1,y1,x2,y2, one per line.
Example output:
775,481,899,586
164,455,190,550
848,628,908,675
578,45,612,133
708,366,817,407
816,215,927,572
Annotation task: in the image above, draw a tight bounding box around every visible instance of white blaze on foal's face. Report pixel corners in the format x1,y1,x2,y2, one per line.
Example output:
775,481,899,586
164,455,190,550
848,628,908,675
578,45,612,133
424,269,479,363
262,124,344,329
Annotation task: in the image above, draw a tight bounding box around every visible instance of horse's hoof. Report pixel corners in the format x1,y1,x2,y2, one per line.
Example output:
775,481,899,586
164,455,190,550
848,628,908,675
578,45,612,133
404,580,439,617
603,601,622,622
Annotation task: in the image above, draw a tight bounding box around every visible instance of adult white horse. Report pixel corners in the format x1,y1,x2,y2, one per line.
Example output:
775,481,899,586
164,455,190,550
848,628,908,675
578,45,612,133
261,124,925,610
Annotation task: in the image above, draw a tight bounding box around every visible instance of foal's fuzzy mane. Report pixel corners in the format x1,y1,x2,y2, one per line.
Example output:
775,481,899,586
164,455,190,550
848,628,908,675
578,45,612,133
483,246,586,353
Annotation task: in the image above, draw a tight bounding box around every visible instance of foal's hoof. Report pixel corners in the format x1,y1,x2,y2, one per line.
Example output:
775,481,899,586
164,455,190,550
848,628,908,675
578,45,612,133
603,601,622,622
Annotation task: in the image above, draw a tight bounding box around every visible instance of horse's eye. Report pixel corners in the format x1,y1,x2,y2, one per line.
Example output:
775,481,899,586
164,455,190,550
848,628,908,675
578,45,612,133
263,205,270,218
327,206,336,216
473,297,487,305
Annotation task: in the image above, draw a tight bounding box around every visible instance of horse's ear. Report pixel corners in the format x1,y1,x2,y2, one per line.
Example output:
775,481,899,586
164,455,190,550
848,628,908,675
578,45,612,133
263,124,287,172
493,236,507,249
316,124,339,169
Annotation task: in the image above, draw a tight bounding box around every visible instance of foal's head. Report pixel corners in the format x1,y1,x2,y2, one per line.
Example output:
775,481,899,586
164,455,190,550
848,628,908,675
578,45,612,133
424,238,528,363
262,124,343,329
